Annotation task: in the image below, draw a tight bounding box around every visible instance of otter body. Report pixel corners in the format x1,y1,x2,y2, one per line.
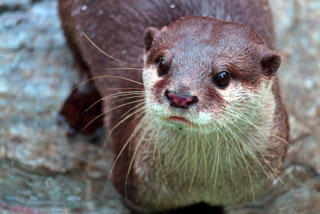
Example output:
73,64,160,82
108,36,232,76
59,0,289,213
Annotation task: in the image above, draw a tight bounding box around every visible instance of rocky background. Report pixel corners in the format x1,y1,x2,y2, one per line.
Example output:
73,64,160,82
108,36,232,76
0,0,319,213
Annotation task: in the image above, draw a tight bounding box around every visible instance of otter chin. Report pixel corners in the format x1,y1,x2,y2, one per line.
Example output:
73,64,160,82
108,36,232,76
58,0,289,213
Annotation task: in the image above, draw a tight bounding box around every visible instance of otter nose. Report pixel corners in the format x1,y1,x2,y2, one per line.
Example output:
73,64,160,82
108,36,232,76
165,90,198,109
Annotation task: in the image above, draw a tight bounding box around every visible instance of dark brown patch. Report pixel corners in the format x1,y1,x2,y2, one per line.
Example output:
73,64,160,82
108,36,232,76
205,87,226,107
156,203,224,214
143,27,160,52
226,63,262,88
151,76,171,103
58,81,103,136
146,43,172,66
260,50,281,76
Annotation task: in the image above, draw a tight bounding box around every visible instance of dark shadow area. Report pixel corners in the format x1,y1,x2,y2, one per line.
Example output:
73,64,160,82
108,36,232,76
131,203,224,214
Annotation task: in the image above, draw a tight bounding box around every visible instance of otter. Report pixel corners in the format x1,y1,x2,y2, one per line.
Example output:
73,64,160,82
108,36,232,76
58,0,289,213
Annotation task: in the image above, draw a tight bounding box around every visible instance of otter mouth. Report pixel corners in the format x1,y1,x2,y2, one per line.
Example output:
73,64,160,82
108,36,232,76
156,114,215,133
166,116,195,126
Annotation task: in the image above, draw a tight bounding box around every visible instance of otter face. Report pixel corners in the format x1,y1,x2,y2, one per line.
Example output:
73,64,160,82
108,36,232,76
142,17,280,133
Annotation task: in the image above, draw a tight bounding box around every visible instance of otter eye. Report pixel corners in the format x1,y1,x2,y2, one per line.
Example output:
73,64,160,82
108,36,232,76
213,71,230,88
157,58,169,76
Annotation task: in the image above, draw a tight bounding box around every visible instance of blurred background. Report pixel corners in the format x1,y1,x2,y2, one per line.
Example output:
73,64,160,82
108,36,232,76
0,0,319,213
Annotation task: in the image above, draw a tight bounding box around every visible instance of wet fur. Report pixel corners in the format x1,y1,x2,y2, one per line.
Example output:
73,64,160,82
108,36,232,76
58,0,289,213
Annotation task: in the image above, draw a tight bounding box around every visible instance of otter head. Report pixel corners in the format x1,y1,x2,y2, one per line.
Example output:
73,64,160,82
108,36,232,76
142,17,281,133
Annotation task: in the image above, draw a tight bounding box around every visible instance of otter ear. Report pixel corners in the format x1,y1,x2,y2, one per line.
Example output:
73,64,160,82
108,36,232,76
143,27,160,52
260,50,281,76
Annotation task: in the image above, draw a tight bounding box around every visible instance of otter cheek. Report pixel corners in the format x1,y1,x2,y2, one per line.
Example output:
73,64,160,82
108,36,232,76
219,83,246,105
143,66,158,92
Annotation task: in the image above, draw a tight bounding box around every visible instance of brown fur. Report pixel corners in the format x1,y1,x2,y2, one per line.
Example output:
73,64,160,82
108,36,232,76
58,0,289,213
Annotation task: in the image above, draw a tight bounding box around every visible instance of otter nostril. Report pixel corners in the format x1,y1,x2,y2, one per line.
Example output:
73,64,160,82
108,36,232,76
164,90,173,101
186,96,198,106
164,90,198,109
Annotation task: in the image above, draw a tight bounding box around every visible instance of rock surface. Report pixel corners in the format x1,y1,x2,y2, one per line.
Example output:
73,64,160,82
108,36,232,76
0,0,319,213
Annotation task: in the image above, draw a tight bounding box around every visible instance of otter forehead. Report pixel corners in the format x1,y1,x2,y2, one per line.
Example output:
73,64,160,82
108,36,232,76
148,16,265,63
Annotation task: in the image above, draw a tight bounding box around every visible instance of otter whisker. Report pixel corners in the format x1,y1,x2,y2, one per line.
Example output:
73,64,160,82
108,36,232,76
227,106,286,152
221,109,280,182
214,132,221,187
200,129,209,179
73,75,144,92
189,133,198,192
102,107,147,154
162,129,184,176
86,91,145,112
248,138,283,182
168,132,185,170
163,144,189,177
82,99,145,132
202,105,257,197
151,122,160,161
216,115,256,202
226,110,284,183
145,119,158,158
240,146,256,203
164,131,169,174
114,95,146,104
125,116,151,199
219,112,269,169
209,119,221,180
154,123,169,183
226,138,233,176
228,107,291,148
106,103,147,143
103,88,144,90
213,118,237,177
101,102,146,148
82,32,139,67
184,133,190,183
104,113,147,194
131,106,148,124
101,67,143,71
121,101,146,119
198,102,235,182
